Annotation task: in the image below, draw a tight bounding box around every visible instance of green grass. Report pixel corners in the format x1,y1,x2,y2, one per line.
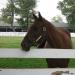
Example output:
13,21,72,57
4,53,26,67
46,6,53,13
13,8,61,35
0,58,47,68
0,36,75,68
0,36,23,48
71,37,75,48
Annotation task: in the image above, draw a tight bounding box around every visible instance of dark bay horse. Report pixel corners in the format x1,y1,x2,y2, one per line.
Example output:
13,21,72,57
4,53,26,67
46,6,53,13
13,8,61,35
21,12,72,68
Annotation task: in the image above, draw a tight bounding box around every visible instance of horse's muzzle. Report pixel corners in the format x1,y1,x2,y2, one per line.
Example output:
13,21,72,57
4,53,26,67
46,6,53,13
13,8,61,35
21,42,30,51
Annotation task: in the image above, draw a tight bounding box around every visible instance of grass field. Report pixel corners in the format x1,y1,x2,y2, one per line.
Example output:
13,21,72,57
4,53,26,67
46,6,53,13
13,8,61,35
0,36,22,48
0,36,75,68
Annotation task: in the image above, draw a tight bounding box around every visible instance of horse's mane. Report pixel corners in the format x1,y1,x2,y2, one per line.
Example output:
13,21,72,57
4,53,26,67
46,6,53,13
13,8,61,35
37,18,57,48
40,17,71,48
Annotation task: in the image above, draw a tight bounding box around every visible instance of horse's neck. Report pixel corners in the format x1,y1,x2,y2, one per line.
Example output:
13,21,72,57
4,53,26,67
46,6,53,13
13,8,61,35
43,20,62,48
45,23,60,48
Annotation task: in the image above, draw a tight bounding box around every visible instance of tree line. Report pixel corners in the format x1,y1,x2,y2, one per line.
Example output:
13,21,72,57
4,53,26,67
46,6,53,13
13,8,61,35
0,0,37,30
0,0,75,29
57,0,75,28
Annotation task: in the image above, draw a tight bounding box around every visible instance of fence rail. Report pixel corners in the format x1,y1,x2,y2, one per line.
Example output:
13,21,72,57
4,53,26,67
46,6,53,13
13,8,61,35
0,48,74,58
0,69,74,75
0,33,75,75
0,32,75,37
0,32,27,36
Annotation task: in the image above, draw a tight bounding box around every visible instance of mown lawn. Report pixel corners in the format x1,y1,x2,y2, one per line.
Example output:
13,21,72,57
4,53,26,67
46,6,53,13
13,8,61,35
71,37,75,48
0,36,23,48
0,36,75,68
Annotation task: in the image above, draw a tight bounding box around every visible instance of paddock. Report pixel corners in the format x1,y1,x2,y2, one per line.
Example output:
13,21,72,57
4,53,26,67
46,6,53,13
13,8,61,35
0,48,74,75
0,32,75,75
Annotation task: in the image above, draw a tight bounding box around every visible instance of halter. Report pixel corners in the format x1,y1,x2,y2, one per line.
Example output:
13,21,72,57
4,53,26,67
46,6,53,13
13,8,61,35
43,27,46,32
35,19,47,43
27,19,47,45
35,27,47,46
36,27,46,41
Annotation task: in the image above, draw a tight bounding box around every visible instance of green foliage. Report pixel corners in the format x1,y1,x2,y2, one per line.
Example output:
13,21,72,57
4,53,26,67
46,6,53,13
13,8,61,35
57,0,75,27
1,0,15,24
52,16,63,22
15,0,36,28
1,0,37,28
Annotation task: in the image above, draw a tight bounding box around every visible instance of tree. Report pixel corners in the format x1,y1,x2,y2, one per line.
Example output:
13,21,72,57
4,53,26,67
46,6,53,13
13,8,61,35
15,0,36,28
57,0,75,28
51,16,63,23
1,0,15,24
1,0,37,29
1,0,16,31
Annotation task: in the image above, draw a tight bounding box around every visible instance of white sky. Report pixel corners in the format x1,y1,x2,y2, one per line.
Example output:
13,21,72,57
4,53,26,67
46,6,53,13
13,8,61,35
0,0,7,10
0,0,67,22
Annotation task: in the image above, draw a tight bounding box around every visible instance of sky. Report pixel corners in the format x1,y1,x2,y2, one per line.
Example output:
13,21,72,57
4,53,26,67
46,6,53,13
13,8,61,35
0,0,66,22
0,0,7,10
36,0,64,20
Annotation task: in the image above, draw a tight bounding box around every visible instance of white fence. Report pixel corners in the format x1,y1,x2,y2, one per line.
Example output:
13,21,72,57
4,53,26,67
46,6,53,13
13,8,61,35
0,48,74,58
0,32,27,36
0,32,75,75
0,32,75,37
71,33,75,37
0,32,74,58
0,69,74,75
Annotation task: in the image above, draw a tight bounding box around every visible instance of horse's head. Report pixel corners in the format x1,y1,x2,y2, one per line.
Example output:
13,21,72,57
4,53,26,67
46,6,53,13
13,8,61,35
21,12,47,51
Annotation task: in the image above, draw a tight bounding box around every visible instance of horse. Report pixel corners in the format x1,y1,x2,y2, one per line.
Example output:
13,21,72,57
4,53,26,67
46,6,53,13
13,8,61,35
37,27,71,48
21,12,72,68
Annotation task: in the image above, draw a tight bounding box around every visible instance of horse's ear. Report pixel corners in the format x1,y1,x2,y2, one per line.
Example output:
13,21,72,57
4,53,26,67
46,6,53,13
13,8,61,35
33,13,38,20
38,12,42,20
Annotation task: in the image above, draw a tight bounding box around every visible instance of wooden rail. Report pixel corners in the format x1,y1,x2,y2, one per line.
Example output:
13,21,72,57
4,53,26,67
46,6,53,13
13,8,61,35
0,48,74,58
0,69,74,75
